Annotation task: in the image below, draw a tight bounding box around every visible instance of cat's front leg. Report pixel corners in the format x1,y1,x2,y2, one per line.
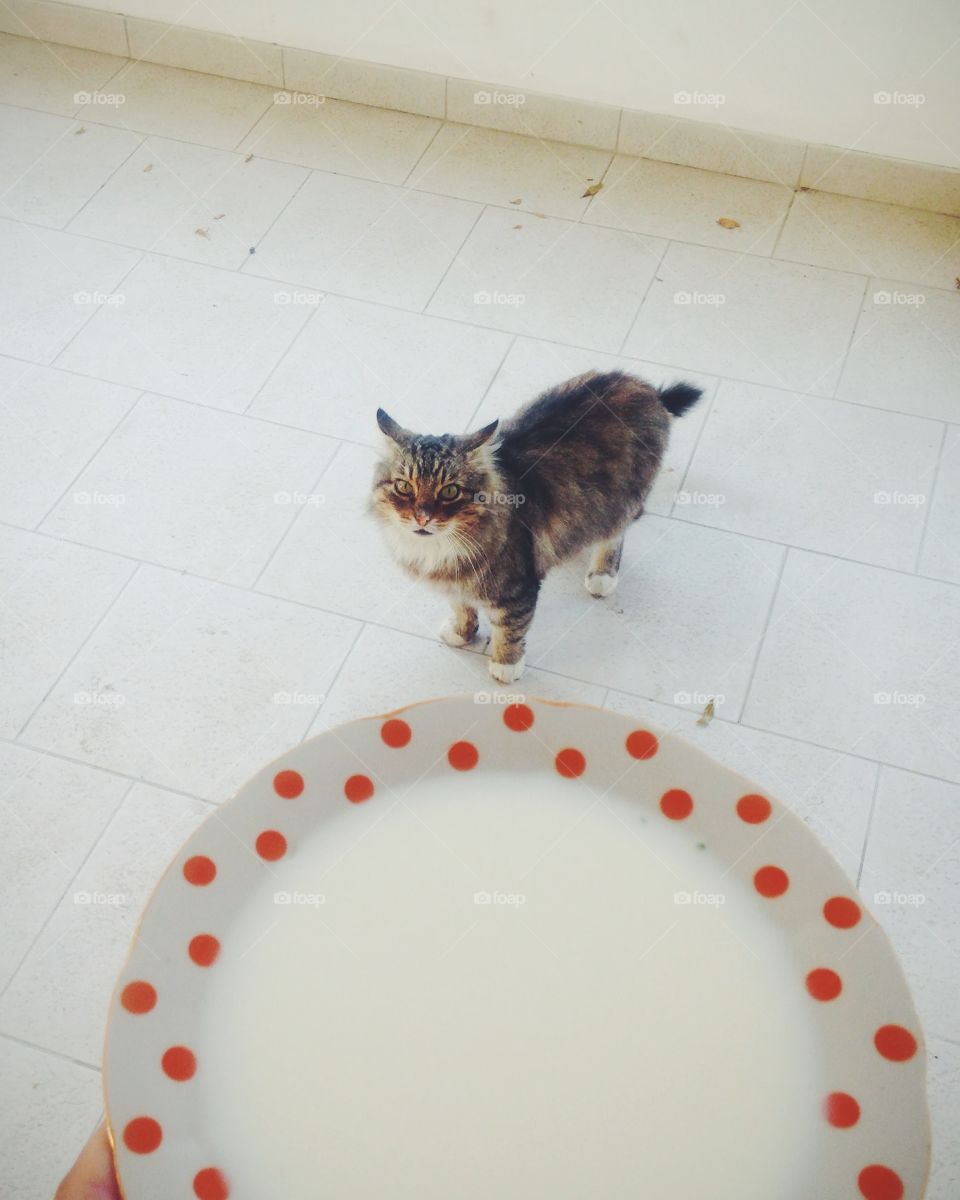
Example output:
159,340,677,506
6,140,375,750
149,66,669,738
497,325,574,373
439,601,479,648
487,585,539,684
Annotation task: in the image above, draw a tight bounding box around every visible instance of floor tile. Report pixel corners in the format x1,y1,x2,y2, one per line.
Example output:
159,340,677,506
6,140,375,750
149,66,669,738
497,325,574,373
409,123,611,220
0,782,209,1064
919,426,960,583
21,566,360,799
428,206,665,352
744,550,960,783
249,294,511,438
0,527,134,738
0,358,137,527
0,31,124,116
927,1036,960,1200
861,768,960,1041
467,335,715,516
247,170,481,311
41,394,338,585
584,155,792,255
239,93,440,185
624,241,867,395
68,135,308,269
315,623,606,731
679,379,943,570
602,690,877,882
256,440,444,636
80,59,274,150
0,1037,103,1200
776,190,960,291
0,742,129,991
57,254,314,411
0,105,140,228
526,516,785,715
0,218,139,362
838,283,960,422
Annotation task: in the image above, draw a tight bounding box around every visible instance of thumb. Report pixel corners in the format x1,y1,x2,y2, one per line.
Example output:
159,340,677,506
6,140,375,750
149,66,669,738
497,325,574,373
55,1124,121,1200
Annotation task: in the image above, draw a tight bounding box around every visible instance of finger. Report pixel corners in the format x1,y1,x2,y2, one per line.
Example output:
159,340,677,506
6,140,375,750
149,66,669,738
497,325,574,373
55,1123,121,1200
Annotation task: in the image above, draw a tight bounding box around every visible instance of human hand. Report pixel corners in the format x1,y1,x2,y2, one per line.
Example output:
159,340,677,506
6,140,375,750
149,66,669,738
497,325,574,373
54,1124,121,1200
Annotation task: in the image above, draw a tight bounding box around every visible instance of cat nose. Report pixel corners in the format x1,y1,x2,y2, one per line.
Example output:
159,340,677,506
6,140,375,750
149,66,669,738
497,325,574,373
414,509,432,527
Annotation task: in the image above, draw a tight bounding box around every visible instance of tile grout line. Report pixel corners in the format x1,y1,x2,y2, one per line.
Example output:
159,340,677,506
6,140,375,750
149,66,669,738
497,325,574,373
303,619,369,740
462,332,517,431
666,382,717,519
615,237,671,355
46,245,146,367
398,117,445,188
418,200,487,314
733,542,790,724
0,1028,101,1073
828,273,871,401
59,127,147,232
913,421,949,574
856,761,884,889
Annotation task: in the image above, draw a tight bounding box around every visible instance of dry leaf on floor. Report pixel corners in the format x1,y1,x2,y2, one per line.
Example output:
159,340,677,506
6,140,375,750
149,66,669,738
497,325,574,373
213,213,225,220
195,227,210,239
955,276,960,289
513,224,523,230
582,182,603,198
696,699,716,726
244,153,254,162
532,211,547,218
74,125,86,136
717,217,740,229
509,198,522,205
142,163,153,173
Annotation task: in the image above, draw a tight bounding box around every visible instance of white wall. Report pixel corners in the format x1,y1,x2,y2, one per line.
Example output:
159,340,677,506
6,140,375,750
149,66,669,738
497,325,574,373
83,0,960,167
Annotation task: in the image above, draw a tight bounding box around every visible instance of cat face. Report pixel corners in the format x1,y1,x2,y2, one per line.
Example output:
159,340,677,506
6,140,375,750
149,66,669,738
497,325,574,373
371,409,500,564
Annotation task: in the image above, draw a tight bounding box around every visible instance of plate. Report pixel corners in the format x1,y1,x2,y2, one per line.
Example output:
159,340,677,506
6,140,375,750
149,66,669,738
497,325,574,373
104,696,930,1200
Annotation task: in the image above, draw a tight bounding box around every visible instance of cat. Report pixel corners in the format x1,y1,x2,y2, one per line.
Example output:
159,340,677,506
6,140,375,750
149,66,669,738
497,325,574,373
371,370,702,684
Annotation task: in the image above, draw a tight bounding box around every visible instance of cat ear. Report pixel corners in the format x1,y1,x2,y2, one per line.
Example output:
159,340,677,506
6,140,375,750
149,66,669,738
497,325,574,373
376,408,410,445
460,419,499,453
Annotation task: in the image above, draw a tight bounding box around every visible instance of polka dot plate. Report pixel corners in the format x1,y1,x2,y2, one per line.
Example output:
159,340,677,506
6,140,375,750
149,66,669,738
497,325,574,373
104,696,930,1200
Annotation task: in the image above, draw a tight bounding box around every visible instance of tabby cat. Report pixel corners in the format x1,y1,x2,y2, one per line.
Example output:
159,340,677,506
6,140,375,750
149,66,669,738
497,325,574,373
371,370,702,683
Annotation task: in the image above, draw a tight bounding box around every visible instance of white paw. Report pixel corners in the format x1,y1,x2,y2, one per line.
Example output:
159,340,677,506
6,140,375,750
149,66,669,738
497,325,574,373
439,618,471,648
490,657,525,684
585,571,618,598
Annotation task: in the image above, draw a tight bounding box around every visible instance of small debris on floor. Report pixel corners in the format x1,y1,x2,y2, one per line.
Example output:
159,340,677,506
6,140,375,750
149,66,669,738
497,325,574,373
513,224,522,230
717,216,740,229
195,227,210,239
955,276,960,289
509,197,522,205
532,211,547,218
143,163,153,173
582,181,603,198
74,125,86,136
213,213,225,220
697,698,716,726
249,246,256,254
244,153,254,162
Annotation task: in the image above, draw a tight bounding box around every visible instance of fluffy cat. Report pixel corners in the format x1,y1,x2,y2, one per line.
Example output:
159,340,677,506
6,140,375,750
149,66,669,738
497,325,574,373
371,370,702,683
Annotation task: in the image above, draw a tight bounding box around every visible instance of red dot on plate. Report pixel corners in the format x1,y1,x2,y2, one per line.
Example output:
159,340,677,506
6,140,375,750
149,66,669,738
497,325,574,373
858,1164,904,1200
503,703,534,732
824,1091,860,1128
183,855,216,886
448,741,479,771
626,729,658,760
824,895,862,929
555,748,586,778
874,1024,917,1062
381,719,412,748
806,968,842,1001
660,788,693,820
273,770,304,799
120,981,156,1014
123,1117,162,1154
736,793,772,824
256,829,287,860
344,774,374,802
754,865,789,897
188,934,220,967
161,1045,196,1081
194,1167,230,1200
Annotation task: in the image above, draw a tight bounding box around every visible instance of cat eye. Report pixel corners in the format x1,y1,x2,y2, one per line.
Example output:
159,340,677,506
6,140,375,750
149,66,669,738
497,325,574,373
438,483,462,502
394,479,414,497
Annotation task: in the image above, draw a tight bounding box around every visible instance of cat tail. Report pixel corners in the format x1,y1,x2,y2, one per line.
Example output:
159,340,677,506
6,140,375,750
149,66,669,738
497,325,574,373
658,381,703,417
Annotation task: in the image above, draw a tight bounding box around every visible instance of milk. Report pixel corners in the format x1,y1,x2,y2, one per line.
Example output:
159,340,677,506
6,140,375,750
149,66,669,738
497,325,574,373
200,770,822,1199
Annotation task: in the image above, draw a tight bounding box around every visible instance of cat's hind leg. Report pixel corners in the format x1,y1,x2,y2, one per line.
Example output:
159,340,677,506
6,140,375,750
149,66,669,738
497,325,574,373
439,601,479,648
585,534,624,598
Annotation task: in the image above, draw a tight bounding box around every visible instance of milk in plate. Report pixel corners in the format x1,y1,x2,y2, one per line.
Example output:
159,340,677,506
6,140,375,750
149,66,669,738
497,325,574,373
200,769,822,1199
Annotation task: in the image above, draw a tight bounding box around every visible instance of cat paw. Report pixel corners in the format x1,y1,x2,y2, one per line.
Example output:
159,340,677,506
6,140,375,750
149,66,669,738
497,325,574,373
490,657,525,684
439,618,472,648
585,571,618,598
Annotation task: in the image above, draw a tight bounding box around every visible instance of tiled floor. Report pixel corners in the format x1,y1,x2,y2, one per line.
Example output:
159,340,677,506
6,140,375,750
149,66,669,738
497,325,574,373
0,31,957,1199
